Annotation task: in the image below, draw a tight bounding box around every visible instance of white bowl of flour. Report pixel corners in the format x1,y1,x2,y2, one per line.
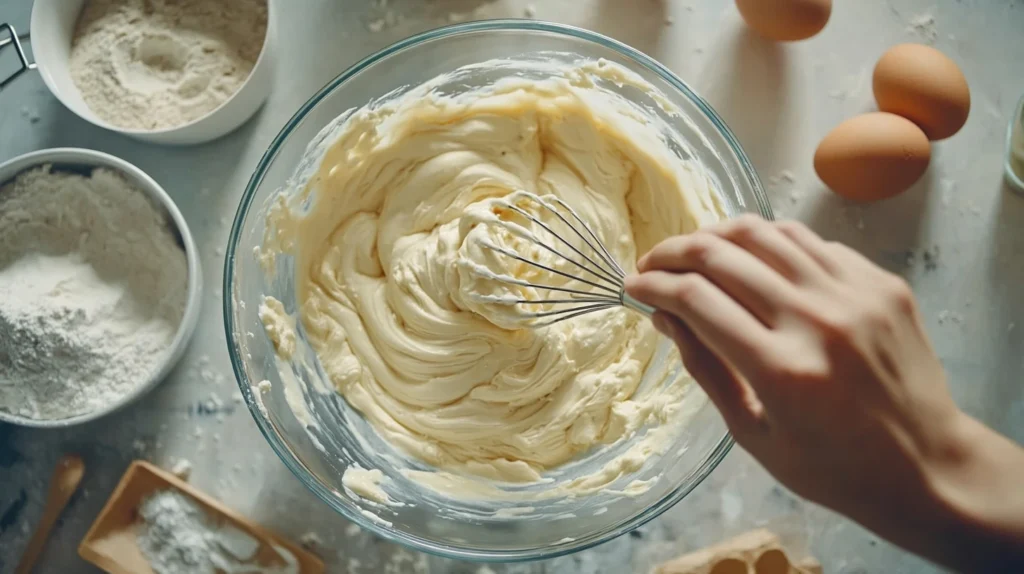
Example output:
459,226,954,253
21,0,274,145
0,149,202,427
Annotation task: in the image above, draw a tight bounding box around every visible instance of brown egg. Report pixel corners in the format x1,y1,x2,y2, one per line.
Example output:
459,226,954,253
814,112,931,202
873,44,971,140
736,0,832,42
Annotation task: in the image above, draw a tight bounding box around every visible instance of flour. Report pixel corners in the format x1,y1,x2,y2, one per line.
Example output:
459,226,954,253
170,458,194,480
382,549,429,574
0,165,187,420
69,0,268,130
137,489,298,574
906,12,939,44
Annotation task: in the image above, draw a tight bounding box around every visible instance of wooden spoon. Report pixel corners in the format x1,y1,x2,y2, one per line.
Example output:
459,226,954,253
15,454,86,574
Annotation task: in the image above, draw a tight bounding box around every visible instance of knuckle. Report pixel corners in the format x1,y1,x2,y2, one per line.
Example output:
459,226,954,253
860,301,895,334
776,220,808,235
785,296,818,322
725,214,765,240
769,357,828,385
774,221,798,239
778,221,818,245
805,291,897,341
818,309,854,334
793,296,851,335
673,274,708,303
885,277,916,311
734,213,764,228
680,233,718,267
651,236,685,258
809,307,860,344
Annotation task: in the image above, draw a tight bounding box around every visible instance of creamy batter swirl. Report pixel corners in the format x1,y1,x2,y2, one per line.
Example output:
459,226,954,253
261,59,724,488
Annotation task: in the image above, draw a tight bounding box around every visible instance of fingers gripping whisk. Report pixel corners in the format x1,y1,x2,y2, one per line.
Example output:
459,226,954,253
471,191,654,327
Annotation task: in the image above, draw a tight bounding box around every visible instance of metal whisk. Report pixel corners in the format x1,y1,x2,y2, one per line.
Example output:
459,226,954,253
471,191,655,327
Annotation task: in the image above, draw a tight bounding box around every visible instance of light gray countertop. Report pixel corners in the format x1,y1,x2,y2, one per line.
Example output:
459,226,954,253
1,0,1021,572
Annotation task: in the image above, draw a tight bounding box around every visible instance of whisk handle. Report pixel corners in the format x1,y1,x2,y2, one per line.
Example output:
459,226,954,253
621,292,656,318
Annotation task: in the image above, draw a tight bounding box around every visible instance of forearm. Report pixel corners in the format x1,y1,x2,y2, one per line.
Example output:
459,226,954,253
863,413,1024,572
929,414,1024,572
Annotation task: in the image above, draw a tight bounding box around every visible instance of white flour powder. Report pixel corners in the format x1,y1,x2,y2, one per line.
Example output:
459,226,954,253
0,166,187,420
138,489,298,574
70,0,268,130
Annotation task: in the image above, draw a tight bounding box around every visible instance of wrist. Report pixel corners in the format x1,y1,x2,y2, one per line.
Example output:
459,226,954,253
923,412,1024,571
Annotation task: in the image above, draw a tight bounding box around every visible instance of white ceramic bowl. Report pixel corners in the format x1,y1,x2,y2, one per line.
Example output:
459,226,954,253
1006,95,1024,195
0,148,203,427
16,0,275,145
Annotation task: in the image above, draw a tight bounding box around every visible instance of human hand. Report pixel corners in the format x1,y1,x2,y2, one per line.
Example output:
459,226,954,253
625,216,1024,572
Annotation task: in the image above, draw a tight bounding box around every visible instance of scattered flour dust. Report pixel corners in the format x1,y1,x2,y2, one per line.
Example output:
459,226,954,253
383,549,429,574
137,489,298,574
0,166,187,420
298,531,323,551
169,458,194,480
906,12,938,43
69,0,268,130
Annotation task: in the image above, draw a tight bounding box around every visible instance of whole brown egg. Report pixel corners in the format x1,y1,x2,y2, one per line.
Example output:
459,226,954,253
873,44,971,140
814,113,931,202
735,0,832,42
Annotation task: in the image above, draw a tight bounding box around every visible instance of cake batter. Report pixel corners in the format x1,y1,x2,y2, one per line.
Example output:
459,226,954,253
260,59,724,490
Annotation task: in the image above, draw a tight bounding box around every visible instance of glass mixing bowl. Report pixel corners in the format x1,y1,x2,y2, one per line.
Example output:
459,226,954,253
225,20,771,562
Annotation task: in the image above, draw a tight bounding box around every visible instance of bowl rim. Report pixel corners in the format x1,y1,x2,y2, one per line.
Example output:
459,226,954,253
0,147,202,428
1004,94,1024,193
28,0,275,137
225,19,771,562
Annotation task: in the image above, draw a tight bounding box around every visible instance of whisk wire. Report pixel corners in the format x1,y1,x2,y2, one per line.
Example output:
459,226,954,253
481,240,620,296
474,270,618,300
526,304,621,327
547,196,627,278
499,202,624,289
473,191,654,327
513,297,620,306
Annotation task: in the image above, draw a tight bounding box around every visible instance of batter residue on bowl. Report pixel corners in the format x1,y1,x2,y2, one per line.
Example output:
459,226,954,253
259,58,724,499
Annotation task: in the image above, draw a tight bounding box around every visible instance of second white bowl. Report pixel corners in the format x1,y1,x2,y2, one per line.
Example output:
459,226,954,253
0,148,203,427
28,0,275,145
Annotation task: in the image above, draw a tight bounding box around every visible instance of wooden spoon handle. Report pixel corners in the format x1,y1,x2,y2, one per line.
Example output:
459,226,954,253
15,455,85,574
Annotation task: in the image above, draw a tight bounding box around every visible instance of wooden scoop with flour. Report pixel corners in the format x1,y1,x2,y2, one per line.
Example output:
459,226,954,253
78,460,323,574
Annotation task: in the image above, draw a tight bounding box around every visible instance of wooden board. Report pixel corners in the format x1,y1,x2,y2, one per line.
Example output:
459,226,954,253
655,529,822,574
78,460,324,574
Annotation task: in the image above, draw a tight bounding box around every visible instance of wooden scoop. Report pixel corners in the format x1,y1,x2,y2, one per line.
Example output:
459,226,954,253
15,454,86,574
655,529,822,574
78,460,323,574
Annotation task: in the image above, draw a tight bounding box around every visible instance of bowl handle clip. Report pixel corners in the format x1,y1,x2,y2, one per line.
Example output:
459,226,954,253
0,23,36,91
